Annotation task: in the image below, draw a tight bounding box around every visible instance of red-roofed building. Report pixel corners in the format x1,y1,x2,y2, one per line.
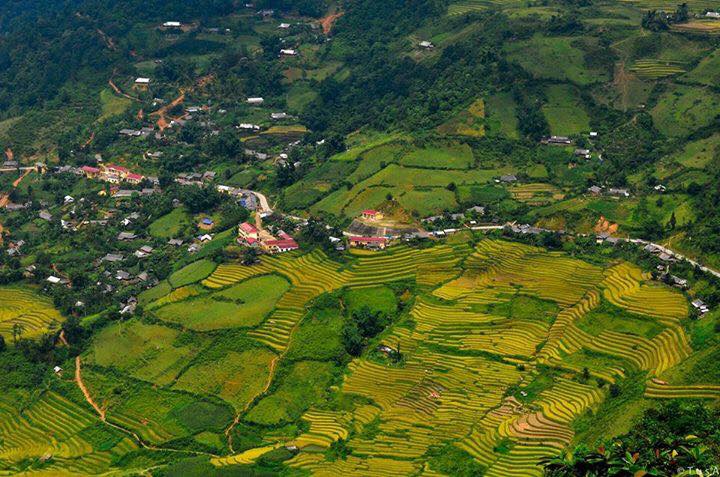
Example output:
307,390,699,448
263,238,299,254
238,222,260,243
361,209,384,220
349,236,387,250
126,173,144,184
81,166,100,178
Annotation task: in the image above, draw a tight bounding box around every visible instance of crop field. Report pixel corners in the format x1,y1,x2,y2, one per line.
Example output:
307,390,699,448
0,389,137,476
398,143,474,169
435,99,486,138
167,259,217,288
509,183,565,205
148,207,191,238
3,238,712,475
0,285,64,341
628,59,686,79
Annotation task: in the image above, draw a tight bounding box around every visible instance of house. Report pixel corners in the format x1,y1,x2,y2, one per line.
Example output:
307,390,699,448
658,252,675,262
349,236,388,250
271,112,289,120
654,184,667,193
119,128,141,137
188,243,201,254
39,210,53,221
247,97,264,105
238,222,260,244
691,299,710,314
198,234,213,242
238,123,261,131
607,188,630,197
3,160,18,168
115,270,131,281
134,245,154,258
467,206,485,215
117,231,138,241
671,275,688,289
64,195,75,204
163,21,182,27
199,217,215,230
280,49,298,56
419,40,434,49
278,22,291,29
102,253,124,263
546,136,572,145
588,185,603,195
500,174,517,183
168,238,184,247
263,238,299,253
361,209,384,220
134,78,151,90
706,11,720,18
589,131,598,138
574,148,591,157
46,275,68,285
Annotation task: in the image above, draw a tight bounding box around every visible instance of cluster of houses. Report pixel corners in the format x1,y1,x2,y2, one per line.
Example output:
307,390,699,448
587,185,631,198
237,222,299,254
81,163,147,186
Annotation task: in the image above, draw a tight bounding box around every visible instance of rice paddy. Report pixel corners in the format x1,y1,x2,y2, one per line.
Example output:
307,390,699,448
0,285,64,341
1,238,711,475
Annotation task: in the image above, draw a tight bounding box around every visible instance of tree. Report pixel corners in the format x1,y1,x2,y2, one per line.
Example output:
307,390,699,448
11,322,24,345
0,334,5,353
668,211,676,231
342,321,364,356
242,247,259,266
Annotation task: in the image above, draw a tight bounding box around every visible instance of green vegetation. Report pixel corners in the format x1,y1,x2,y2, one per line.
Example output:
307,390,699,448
149,207,192,239
155,275,290,330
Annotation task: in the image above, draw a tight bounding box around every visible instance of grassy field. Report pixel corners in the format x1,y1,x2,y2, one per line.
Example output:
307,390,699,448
665,133,720,169
398,143,474,169
149,207,192,239
485,93,520,139
155,275,290,330
505,35,609,85
542,84,591,136
651,84,720,137
168,259,218,288
98,88,132,121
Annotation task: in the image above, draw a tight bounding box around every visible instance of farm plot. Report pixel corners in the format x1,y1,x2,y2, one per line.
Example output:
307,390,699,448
84,320,209,386
173,346,276,411
0,389,136,475
398,143,475,169
628,59,686,79
167,259,217,288
682,47,720,86
0,285,64,341
155,275,290,330
509,183,565,205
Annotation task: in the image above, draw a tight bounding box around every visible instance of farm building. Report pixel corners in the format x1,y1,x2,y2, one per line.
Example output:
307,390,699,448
134,77,150,89
280,49,298,56
199,217,215,230
349,236,388,250
247,97,264,105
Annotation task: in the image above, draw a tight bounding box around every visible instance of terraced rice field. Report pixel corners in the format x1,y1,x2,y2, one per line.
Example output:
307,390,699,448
8,238,704,475
209,239,701,476
0,285,64,340
0,390,136,475
628,59,686,79
509,183,565,205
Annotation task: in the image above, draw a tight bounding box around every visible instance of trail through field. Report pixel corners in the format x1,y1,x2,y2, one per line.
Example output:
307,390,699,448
225,355,279,452
0,168,32,245
75,356,219,457
96,28,117,50
76,356,106,420
151,90,186,132
320,11,343,34
81,131,95,149
108,78,140,102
